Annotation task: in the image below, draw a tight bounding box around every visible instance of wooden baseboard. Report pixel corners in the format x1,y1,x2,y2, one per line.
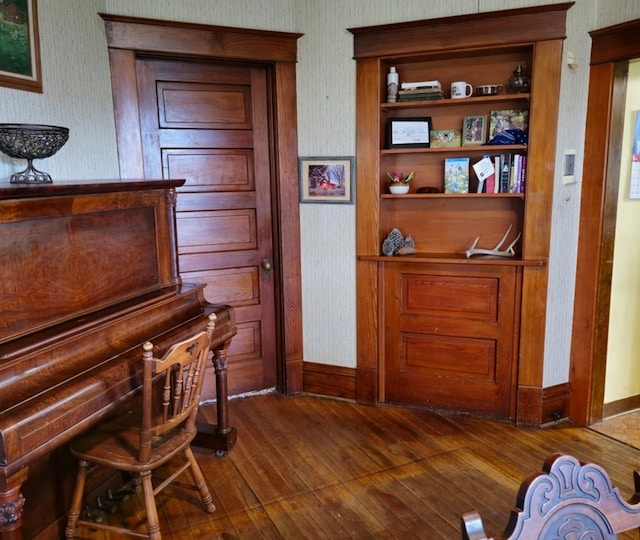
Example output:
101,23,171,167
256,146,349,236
517,383,570,426
603,394,640,418
303,362,356,400
542,382,570,424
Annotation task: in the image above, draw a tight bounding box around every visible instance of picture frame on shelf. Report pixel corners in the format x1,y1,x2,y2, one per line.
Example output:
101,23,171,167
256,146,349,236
388,117,432,149
0,0,42,93
430,129,461,148
462,116,487,146
489,109,529,139
299,156,354,204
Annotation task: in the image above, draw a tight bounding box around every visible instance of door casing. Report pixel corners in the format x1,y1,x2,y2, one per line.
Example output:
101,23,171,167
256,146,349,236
569,19,640,425
101,13,304,395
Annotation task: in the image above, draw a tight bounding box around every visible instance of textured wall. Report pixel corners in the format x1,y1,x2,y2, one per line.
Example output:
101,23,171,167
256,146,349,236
1,0,639,388
0,0,118,181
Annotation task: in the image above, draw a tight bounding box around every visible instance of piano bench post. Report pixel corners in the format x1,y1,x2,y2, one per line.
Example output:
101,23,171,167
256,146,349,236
0,467,28,540
194,339,238,456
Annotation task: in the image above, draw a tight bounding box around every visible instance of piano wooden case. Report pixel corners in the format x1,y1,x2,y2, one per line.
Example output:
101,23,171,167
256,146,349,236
0,179,236,539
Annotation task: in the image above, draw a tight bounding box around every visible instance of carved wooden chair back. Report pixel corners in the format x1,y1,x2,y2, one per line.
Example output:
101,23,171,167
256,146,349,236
140,324,209,463
65,313,218,540
462,453,640,540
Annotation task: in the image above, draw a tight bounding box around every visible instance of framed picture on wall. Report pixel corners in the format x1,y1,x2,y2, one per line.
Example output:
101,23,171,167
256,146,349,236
299,156,354,204
0,0,42,93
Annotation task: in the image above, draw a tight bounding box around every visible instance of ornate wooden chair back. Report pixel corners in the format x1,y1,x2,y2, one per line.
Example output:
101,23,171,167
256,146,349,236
65,314,218,540
462,453,640,540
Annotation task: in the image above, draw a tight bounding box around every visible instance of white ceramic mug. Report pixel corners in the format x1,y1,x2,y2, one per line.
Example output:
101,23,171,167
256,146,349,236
451,81,473,99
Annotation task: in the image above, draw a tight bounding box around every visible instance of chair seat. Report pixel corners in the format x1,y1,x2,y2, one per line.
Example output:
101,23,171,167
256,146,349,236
69,410,197,473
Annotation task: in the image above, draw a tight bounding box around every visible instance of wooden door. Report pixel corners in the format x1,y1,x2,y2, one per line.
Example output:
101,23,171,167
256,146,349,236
135,57,277,396
384,263,519,418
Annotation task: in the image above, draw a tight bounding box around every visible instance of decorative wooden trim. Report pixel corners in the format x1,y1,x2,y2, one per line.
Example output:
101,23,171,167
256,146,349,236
542,383,570,424
101,13,301,63
602,394,640,419
590,19,640,65
569,20,640,426
348,3,574,59
303,362,356,400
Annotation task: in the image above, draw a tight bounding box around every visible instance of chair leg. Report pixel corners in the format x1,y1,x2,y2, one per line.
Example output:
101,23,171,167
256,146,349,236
184,446,216,513
65,460,89,538
140,471,162,540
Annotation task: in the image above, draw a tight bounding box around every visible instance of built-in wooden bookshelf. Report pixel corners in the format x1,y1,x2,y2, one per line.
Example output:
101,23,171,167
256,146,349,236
349,2,573,424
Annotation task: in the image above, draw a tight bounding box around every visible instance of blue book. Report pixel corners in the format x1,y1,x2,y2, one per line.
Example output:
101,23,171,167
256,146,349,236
444,157,470,193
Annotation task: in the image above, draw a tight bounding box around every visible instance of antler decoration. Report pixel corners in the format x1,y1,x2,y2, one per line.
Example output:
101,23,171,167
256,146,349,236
466,225,521,258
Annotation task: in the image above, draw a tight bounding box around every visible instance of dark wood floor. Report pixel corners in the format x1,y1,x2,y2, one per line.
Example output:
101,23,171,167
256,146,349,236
72,392,640,539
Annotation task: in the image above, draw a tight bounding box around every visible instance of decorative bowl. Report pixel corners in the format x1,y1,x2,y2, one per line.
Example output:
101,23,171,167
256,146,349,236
389,184,410,194
0,124,70,183
476,84,503,96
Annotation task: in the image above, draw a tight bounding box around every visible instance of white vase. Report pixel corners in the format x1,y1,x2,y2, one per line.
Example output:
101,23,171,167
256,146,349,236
389,184,410,194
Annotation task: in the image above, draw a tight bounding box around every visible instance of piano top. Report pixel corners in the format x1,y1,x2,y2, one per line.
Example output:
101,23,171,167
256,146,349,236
0,178,185,199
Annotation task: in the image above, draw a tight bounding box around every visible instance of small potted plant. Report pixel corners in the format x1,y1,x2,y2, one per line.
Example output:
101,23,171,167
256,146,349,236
387,171,414,194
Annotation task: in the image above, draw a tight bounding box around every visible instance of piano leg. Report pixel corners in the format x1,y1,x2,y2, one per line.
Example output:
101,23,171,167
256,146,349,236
194,341,238,456
0,468,28,540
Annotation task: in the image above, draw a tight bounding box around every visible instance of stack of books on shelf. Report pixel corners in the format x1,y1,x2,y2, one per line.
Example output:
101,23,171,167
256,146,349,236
397,80,444,102
480,153,526,194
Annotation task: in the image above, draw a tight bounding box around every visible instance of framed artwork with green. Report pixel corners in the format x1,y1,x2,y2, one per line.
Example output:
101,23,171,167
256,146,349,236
0,0,42,93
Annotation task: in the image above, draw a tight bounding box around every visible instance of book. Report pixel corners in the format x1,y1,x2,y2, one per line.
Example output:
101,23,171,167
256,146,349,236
472,156,494,193
499,153,512,193
400,80,441,90
444,157,470,193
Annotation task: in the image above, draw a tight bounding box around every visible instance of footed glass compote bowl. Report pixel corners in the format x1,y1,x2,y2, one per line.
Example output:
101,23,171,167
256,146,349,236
0,124,69,183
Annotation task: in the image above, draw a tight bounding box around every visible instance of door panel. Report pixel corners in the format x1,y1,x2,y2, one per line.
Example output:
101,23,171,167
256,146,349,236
135,57,277,397
384,263,518,418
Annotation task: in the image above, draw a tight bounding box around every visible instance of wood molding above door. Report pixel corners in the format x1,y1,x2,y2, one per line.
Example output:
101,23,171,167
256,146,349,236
100,14,304,395
569,19,640,425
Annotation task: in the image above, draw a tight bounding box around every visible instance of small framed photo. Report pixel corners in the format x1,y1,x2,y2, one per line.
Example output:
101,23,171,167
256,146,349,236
430,129,461,148
299,156,354,204
489,109,529,139
388,117,432,149
462,116,487,146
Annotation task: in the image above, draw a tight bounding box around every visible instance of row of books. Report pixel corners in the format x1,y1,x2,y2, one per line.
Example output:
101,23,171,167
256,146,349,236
443,153,526,194
486,153,527,194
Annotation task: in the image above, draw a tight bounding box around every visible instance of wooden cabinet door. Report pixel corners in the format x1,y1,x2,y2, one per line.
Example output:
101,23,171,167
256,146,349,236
383,263,520,418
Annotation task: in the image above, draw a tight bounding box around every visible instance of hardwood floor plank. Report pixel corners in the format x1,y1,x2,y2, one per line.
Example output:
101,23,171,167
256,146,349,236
67,392,640,539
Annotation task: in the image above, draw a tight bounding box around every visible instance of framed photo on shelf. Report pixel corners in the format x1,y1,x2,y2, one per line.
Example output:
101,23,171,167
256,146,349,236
388,117,432,149
299,156,354,204
0,0,42,93
430,129,461,148
489,109,529,139
462,116,487,146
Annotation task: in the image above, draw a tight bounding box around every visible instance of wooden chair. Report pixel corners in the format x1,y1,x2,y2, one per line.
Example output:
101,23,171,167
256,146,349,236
65,314,218,540
462,453,640,540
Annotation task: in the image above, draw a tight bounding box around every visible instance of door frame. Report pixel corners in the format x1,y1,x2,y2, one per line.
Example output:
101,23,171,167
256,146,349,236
100,13,304,395
569,19,640,425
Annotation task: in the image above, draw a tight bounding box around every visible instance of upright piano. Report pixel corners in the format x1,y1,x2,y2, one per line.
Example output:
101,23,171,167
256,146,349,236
0,179,237,539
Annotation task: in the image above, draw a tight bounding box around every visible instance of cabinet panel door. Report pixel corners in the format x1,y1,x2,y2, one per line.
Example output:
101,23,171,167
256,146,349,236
384,263,519,418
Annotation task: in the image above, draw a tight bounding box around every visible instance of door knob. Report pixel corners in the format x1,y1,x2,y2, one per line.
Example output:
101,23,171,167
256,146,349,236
262,258,273,278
